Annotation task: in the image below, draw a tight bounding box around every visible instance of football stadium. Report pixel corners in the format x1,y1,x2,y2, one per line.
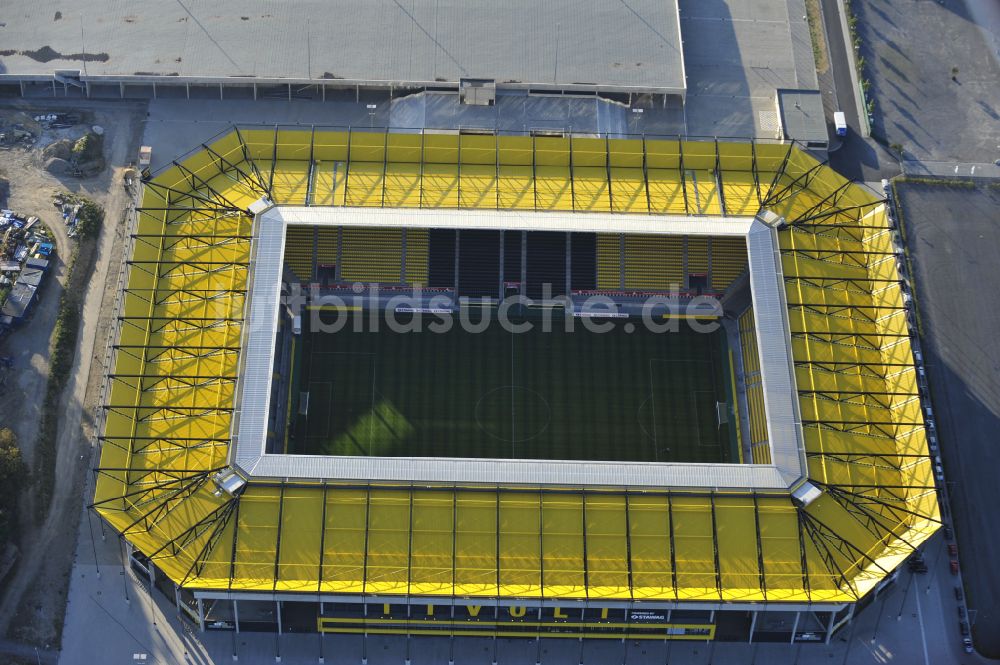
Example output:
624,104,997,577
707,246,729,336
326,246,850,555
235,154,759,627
92,127,938,645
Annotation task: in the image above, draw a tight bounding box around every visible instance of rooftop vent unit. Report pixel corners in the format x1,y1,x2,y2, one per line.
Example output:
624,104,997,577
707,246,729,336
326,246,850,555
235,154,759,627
460,78,496,106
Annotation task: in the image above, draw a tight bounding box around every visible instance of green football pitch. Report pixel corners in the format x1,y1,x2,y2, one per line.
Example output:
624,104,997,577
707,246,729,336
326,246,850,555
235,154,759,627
288,311,735,463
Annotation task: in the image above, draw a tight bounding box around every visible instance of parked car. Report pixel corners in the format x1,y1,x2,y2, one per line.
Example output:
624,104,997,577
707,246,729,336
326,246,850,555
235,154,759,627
950,560,960,574
908,554,928,573
948,543,958,556
958,606,966,620
960,620,970,636
944,526,954,540
963,638,974,653
955,586,964,601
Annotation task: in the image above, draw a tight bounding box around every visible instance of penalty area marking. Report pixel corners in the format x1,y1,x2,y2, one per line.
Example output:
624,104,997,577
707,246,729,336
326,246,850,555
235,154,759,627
305,351,377,451
648,357,716,460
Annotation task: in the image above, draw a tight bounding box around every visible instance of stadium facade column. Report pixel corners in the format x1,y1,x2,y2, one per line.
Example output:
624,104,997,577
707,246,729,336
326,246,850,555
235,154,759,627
361,596,371,665
535,621,542,665
748,610,758,643
233,600,240,633
789,611,800,644
825,610,837,644
491,610,498,665
447,601,455,665
404,601,412,665
276,601,284,663
832,603,855,639
707,610,716,655
317,601,325,664
197,598,206,632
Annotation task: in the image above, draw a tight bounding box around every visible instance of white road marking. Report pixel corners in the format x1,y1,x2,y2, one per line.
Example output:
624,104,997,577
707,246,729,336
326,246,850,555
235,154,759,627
915,582,930,665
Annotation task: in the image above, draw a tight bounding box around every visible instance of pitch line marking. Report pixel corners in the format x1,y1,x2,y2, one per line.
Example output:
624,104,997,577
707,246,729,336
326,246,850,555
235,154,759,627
311,351,376,355
307,381,333,439
473,385,552,446
648,360,659,462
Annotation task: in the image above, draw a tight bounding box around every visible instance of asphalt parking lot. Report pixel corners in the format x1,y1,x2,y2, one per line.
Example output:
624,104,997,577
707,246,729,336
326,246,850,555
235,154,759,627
896,179,1000,658
854,0,1000,163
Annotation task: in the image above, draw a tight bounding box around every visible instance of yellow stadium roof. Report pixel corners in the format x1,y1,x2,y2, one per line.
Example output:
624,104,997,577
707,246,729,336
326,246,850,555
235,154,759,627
94,127,938,605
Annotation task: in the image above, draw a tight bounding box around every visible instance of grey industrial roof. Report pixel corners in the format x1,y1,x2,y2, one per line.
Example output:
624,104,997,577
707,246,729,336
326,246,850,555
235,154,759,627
15,266,44,288
24,258,49,270
0,282,36,319
0,0,685,94
776,89,829,146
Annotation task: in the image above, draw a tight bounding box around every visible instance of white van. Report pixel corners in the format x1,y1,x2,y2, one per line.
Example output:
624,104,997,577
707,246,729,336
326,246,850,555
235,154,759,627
834,111,848,137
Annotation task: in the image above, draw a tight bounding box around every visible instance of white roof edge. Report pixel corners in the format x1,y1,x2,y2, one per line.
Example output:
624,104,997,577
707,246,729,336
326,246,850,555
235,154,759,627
271,206,754,236
747,216,808,486
230,206,806,490
239,453,789,490
231,211,286,472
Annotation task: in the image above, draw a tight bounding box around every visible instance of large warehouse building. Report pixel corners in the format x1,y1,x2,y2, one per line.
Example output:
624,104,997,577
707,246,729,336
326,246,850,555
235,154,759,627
0,0,821,140
92,126,938,648
0,0,684,99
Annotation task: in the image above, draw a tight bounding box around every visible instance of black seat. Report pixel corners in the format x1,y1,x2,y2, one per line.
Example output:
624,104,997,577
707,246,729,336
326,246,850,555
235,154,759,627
525,231,567,300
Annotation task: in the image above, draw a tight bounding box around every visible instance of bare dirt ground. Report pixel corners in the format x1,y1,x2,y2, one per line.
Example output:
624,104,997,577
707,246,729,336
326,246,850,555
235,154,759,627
0,99,146,648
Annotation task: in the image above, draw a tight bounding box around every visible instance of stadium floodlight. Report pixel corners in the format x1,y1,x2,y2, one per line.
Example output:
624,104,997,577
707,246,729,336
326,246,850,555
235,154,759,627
248,195,273,215
212,468,247,497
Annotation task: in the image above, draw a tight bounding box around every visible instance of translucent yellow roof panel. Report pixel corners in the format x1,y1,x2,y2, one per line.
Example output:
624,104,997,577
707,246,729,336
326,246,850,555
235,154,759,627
454,491,498,597
276,487,324,592
584,494,630,599
97,129,936,606
410,491,455,595
540,494,586,598
321,489,368,594
627,494,674,600
365,490,411,594
498,493,541,597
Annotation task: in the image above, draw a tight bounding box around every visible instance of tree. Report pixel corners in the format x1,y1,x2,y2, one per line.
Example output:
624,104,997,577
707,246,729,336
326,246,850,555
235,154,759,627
75,199,104,240
0,428,24,494
0,428,25,544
